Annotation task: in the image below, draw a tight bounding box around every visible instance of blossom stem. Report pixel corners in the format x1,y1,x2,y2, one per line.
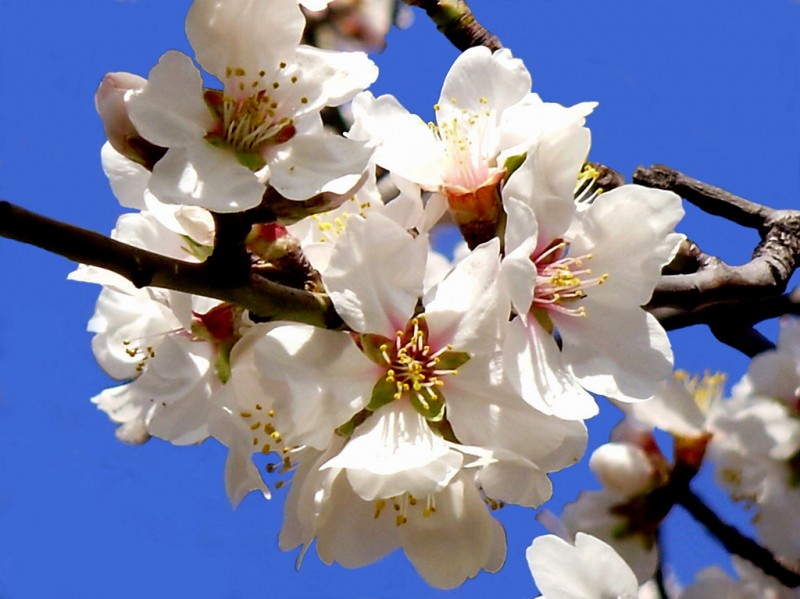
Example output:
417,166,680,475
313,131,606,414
676,487,800,588
401,0,502,51
0,200,342,329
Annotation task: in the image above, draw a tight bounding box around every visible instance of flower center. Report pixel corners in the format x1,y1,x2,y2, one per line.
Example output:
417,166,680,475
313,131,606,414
531,241,608,319
432,97,500,192
357,316,470,422
204,63,307,166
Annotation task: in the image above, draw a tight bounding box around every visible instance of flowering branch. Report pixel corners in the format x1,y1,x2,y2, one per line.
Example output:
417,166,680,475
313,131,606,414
0,200,342,330
401,0,502,51
677,488,800,588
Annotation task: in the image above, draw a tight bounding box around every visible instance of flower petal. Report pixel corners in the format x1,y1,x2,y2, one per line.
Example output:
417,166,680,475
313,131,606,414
126,50,214,148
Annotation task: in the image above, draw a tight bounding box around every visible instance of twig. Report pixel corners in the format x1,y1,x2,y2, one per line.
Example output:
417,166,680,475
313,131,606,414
633,164,771,229
635,165,800,347
0,200,342,330
677,488,800,588
402,0,502,51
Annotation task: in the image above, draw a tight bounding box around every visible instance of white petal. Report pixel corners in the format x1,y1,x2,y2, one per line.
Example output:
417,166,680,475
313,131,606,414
324,401,463,500
424,237,502,354
126,51,214,147
293,45,378,107
401,474,506,589
324,212,426,334
149,143,265,212
268,131,373,201
186,0,303,78
100,142,149,209
350,92,445,189
527,533,639,599
502,126,589,253
504,318,598,420
501,196,538,315
439,47,531,116
558,308,674,402
254,324,378,449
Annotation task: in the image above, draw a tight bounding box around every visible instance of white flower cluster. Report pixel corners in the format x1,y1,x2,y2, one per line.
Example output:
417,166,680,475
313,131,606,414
79,0,701,591
531,318,800,596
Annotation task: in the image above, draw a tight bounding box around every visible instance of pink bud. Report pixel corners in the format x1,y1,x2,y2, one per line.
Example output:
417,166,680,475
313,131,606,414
96,72,164,169
589,442,656,497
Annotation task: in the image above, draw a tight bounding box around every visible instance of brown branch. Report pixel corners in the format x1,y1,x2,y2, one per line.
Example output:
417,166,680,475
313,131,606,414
402,0,502,51
0,200,343,330
634,165,800,354
633,164,771,229
677,488,800,588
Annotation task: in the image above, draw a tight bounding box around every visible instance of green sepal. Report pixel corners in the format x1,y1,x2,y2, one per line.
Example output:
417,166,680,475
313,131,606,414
236,150,267,171
180,234,214,262
503,151,528,180
214,340,235,384
410,386,446,423
367,376,398,412
532,308,555,336
435,351,471,372
335,409,369,438
357,333,393,366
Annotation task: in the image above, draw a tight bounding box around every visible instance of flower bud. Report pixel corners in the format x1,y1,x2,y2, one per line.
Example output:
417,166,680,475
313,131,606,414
96,72,165,169
589,442,656,497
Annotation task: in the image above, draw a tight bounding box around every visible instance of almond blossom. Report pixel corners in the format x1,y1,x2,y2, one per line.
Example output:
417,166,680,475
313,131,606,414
249,211,586,587
350,46,595,243
500,133,684,420
119,0,378,212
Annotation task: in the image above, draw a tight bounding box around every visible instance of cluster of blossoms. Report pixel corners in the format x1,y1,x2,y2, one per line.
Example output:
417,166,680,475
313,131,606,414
79,0,800,594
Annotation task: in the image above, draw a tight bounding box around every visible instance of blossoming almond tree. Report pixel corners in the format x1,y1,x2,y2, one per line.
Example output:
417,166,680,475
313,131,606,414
3,1,800,597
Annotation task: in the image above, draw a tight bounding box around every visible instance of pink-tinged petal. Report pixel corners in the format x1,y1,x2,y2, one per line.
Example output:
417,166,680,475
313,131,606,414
100,143,149,210
424,237,502,354
504,318,598,420
401,474,506,589
186,0,304,79
126,51,214,148
501,197,538,316
323,401,463,501
558,308,674,402
438,47,531,117
350,92,445,190
268,131,373,201
149,144,265,212
325,212,426,334
293,45,378,108
254,324,378,450
527,533,639,599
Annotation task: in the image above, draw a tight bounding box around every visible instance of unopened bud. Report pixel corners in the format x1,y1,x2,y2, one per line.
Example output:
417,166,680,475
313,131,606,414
96,72,165,169
589,442,655,497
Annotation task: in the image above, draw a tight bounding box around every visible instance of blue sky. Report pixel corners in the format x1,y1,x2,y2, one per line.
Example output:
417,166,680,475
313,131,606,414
1,1,799,597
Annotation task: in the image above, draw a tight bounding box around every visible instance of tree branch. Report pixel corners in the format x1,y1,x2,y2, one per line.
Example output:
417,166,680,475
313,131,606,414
633,165,800,353
402,0,502,51
677,487,800,588
0,200,343,330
